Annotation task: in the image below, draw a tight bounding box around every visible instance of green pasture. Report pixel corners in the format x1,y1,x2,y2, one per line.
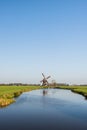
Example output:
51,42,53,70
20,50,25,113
0,86,41,107
0,86,41,98
0,85,87,107
58,86,87,97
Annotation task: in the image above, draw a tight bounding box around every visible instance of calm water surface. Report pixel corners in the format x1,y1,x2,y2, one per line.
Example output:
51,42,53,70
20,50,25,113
0,89,87,130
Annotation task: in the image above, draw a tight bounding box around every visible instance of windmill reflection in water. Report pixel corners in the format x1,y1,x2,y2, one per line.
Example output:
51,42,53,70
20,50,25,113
40,73,51,96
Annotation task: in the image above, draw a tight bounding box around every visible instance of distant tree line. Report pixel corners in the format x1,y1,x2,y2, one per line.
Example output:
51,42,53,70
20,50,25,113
0,83,40,86
49,82,69,87
79,84,87,86
0,82,70,87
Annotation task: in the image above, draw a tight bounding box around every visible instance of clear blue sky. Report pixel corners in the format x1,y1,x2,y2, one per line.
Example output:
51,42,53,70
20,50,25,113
0,0,87,84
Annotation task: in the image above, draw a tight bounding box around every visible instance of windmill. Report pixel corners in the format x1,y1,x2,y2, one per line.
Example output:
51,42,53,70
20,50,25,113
40,73,51,86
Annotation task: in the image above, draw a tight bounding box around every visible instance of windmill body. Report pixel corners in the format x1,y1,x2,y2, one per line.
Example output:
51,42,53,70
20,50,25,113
40,73,51,86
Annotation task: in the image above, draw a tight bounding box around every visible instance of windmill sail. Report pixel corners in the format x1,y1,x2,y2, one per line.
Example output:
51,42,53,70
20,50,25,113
40,73,51,86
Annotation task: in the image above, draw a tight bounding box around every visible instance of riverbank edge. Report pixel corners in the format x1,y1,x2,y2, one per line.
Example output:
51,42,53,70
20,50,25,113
0,86,46,108
56,86,87,99
1,86,87,107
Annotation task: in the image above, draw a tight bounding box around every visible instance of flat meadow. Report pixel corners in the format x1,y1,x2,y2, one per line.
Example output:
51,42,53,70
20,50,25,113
0,85,87,107
0,86,41,107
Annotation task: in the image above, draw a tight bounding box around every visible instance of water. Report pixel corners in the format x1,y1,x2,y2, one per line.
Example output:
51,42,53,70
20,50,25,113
0,89,87,130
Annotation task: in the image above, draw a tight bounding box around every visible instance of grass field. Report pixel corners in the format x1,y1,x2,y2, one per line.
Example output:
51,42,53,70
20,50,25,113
0,86,41,107
0,85,87,107
57,86,87,98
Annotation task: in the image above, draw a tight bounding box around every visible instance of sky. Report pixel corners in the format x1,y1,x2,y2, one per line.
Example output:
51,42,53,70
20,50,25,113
0,0,87,84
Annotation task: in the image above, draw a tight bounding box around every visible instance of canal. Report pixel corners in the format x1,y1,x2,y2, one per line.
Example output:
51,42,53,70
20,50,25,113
0,89,87,130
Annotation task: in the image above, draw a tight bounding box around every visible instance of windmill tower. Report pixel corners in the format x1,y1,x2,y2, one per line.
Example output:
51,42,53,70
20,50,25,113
40,73,51,86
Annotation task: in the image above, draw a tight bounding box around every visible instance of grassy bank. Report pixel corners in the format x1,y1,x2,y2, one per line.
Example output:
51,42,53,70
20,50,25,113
0,86,42,107
57,86,87,99
1,85,87,107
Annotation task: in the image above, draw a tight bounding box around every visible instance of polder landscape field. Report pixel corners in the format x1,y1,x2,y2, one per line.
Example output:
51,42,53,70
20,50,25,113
58,85,87,99
0,86,42,107
0,85,87,107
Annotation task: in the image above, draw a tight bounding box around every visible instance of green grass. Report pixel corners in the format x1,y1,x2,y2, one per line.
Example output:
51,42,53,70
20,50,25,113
57,85,87,97
0,86,41,97
0,86,42,107
1,85,87,107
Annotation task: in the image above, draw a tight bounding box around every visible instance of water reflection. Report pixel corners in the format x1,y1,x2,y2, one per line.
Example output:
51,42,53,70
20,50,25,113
0,89,87,130
85,96,87,100
43,89,48,96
